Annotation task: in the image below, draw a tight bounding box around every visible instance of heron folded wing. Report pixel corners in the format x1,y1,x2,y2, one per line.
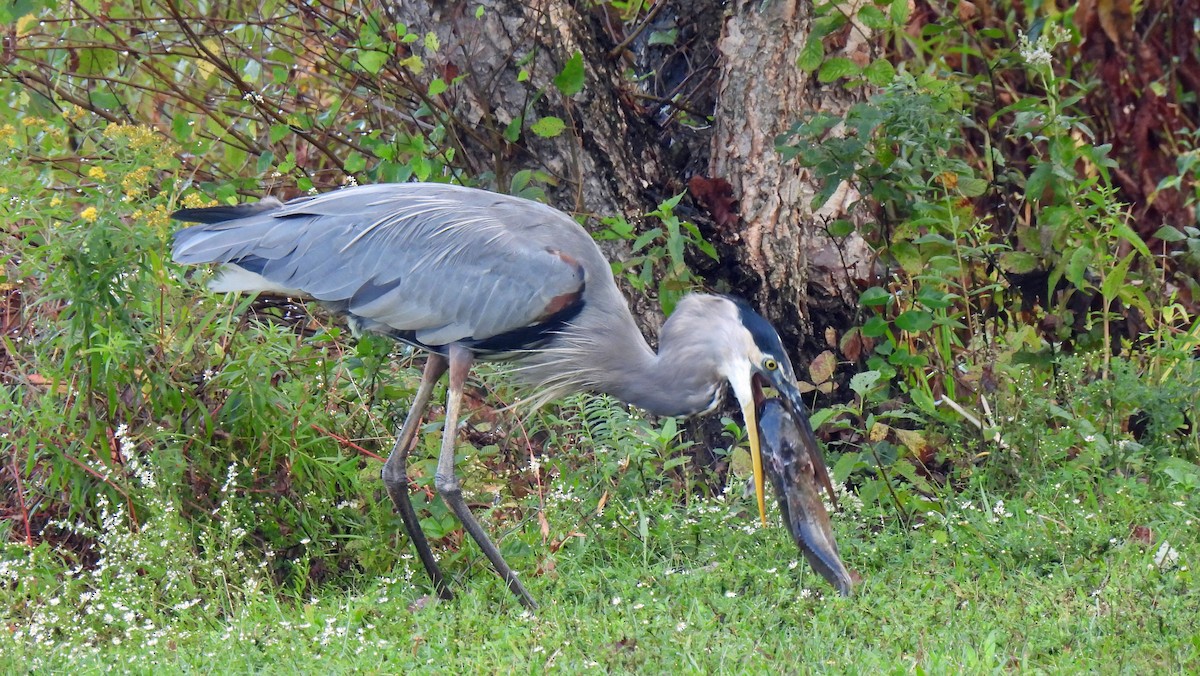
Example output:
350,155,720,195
172,184,597,349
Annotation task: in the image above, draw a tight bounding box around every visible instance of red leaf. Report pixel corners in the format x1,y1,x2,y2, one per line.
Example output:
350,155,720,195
688,175,740,233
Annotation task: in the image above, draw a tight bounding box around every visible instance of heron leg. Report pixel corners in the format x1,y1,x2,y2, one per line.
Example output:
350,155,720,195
436,345,538,609
381,353,453,601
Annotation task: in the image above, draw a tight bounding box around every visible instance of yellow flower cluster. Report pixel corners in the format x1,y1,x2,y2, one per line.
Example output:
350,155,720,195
131,204,171,231
62,105,88,123
80,206,99,223
122,166,153,199
180,192,218,209
102,124,180,165
0,124,16,148
87,166,108,181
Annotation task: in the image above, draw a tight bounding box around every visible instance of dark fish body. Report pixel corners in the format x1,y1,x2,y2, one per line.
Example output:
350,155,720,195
758,398,855,596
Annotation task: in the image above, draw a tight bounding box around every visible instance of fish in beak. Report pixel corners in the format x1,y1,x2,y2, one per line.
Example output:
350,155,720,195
757,397,854,596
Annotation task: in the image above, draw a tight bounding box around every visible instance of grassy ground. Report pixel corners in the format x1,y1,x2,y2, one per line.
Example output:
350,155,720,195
3,463,1196,674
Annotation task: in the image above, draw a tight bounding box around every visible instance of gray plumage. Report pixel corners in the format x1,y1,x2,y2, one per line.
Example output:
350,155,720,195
172,182,826,609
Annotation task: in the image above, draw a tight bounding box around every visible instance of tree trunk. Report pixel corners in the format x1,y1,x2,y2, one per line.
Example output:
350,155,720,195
710,0,874,354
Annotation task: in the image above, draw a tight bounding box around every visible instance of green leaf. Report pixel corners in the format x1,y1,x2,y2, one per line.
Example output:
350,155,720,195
1112,220,1151,258
530,116,566,138
831,451,863,483
916,288,953,309
857,4,890,29
891,241,923,276
503,115,523,143
1025,163,1054,203
859,286,891,307
1065,246,1094,290
343,152,367,174
554,51,585,97
849,370,882,397
172,113,194,142
797,38,825,73
427,78,448,96
631,227,662,253
862,315,889,338
1100,251,1137,301
827,219,855,237
895,310,933,333
78,47,118,76
863,59,895,87
89,90,120,112
957,176,988,197
256,151,274,175
648,29,678,46
817,57,860,83
356,50,389,75
999,251,1039,274
1154,225,1187,242
269,124,290,144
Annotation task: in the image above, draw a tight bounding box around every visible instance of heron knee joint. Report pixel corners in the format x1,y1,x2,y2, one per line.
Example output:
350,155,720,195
381,461,407,486
434,473,461,496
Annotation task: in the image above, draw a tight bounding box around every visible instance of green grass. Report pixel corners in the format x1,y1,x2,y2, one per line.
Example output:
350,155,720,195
3,465,1197,673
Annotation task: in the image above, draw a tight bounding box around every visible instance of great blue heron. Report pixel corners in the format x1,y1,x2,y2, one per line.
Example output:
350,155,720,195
172,182,830,609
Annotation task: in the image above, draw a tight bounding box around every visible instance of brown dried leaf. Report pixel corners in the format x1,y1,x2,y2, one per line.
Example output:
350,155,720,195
1097,0,1133,46
1131,524,1153,545
894,428,928,456
808,350,837,384
687,175,739,233
868,422,890,442
840,328,864,362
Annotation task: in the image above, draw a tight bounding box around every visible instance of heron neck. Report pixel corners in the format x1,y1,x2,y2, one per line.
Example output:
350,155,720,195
597,324,724,419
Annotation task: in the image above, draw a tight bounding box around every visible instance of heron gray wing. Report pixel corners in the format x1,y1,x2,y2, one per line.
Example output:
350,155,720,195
173,183,590,346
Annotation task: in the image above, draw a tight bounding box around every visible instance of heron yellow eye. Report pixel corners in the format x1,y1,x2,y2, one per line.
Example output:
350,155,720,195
764,358,778,371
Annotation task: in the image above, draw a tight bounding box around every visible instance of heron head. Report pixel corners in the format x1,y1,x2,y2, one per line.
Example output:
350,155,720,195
711,297,818,527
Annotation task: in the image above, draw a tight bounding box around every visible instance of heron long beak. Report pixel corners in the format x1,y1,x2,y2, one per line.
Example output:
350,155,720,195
739,397,768,526
758,399,854,596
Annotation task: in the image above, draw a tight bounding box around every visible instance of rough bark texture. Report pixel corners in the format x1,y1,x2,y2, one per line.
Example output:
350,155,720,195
710,0,873,354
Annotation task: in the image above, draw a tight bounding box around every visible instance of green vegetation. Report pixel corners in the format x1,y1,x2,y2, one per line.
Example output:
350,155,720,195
3,462,1196,671
2,0,1199,672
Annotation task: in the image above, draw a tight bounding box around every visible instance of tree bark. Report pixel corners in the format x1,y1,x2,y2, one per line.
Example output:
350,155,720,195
710,0,873,353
